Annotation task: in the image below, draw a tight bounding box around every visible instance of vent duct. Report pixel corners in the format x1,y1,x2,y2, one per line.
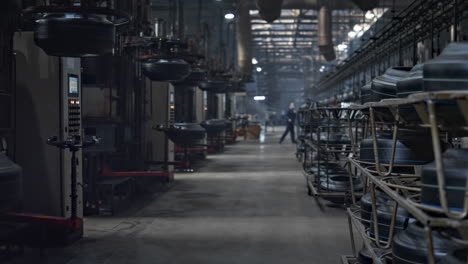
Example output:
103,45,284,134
318,6,336,61
237,0,253,78
351,0,380,11
255,0,284,23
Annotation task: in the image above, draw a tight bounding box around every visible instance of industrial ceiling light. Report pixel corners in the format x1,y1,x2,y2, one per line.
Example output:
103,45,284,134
254,96,266,101
348,31,357,38
337,44,348,51
224,13,235,20
256,67,262,72
252,58,259,64
365,11,375,19
353,24,363,32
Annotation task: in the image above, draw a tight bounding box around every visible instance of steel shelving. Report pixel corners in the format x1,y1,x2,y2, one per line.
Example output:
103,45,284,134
343,91,468,264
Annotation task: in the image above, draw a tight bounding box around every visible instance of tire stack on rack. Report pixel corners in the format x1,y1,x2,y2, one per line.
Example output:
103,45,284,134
344,43,468,264
300,107,365,203
296,102,313,162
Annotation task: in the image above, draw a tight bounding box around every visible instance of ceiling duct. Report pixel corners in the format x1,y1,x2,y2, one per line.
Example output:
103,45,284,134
255,0,284,23
350,0,379,11
237,0,253,78
318,6,335,61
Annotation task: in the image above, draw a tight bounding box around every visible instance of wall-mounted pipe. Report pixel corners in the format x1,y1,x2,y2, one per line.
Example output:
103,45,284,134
236,0,253,78
255,0,284,23
318,6,336,62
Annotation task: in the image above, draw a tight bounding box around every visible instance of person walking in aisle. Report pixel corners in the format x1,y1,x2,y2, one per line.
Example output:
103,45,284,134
280,102,297,144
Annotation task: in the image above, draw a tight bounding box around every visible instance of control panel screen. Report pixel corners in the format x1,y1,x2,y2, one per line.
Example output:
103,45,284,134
169,91,175,105
68,75,79,95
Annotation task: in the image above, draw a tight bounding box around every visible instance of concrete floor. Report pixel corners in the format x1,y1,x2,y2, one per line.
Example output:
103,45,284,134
11,129,352,264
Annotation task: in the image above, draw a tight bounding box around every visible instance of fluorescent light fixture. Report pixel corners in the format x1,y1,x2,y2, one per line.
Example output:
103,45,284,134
353,24,363,32
254,96,266,101
365,11,375,19
224,13,235,20
348,31,357,38
256,67,262,72
252,58,258,65
337,44,347,51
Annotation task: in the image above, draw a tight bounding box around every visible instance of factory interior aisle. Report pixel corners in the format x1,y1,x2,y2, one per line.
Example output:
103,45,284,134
11,129,351,264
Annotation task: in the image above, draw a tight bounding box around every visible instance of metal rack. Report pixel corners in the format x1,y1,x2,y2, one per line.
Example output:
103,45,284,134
316,0,468,101
343,91,468,264
296,105,314,162
301,107,366,201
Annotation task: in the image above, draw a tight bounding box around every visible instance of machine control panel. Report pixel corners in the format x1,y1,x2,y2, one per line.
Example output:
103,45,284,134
67,75,81,136
169,91,175,124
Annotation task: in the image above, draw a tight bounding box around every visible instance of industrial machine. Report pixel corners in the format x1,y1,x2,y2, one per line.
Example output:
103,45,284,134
10,32,85,244
144,80,176,179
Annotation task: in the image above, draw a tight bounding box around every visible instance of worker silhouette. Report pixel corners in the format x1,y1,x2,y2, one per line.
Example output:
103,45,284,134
280,102,297,144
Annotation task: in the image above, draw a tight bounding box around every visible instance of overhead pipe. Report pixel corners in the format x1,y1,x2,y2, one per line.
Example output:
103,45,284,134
218,6,225,71
318,6,336,62
202,22,210,65
236,0,253,79
196,0,202,41
350,0,380,11
255,0,284,23
226,21,236,71
177,0,184,39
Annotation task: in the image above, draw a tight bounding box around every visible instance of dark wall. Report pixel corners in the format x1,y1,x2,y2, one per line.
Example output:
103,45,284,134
0,1,18,157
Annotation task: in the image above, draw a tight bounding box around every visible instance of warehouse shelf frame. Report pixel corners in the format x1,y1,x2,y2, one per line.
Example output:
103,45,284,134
340,254,359,264
301,107,366,201
342,91,468,264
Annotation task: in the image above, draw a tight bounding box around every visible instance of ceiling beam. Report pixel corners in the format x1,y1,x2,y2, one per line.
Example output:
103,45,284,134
252,29,315,32
253,34,315,38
